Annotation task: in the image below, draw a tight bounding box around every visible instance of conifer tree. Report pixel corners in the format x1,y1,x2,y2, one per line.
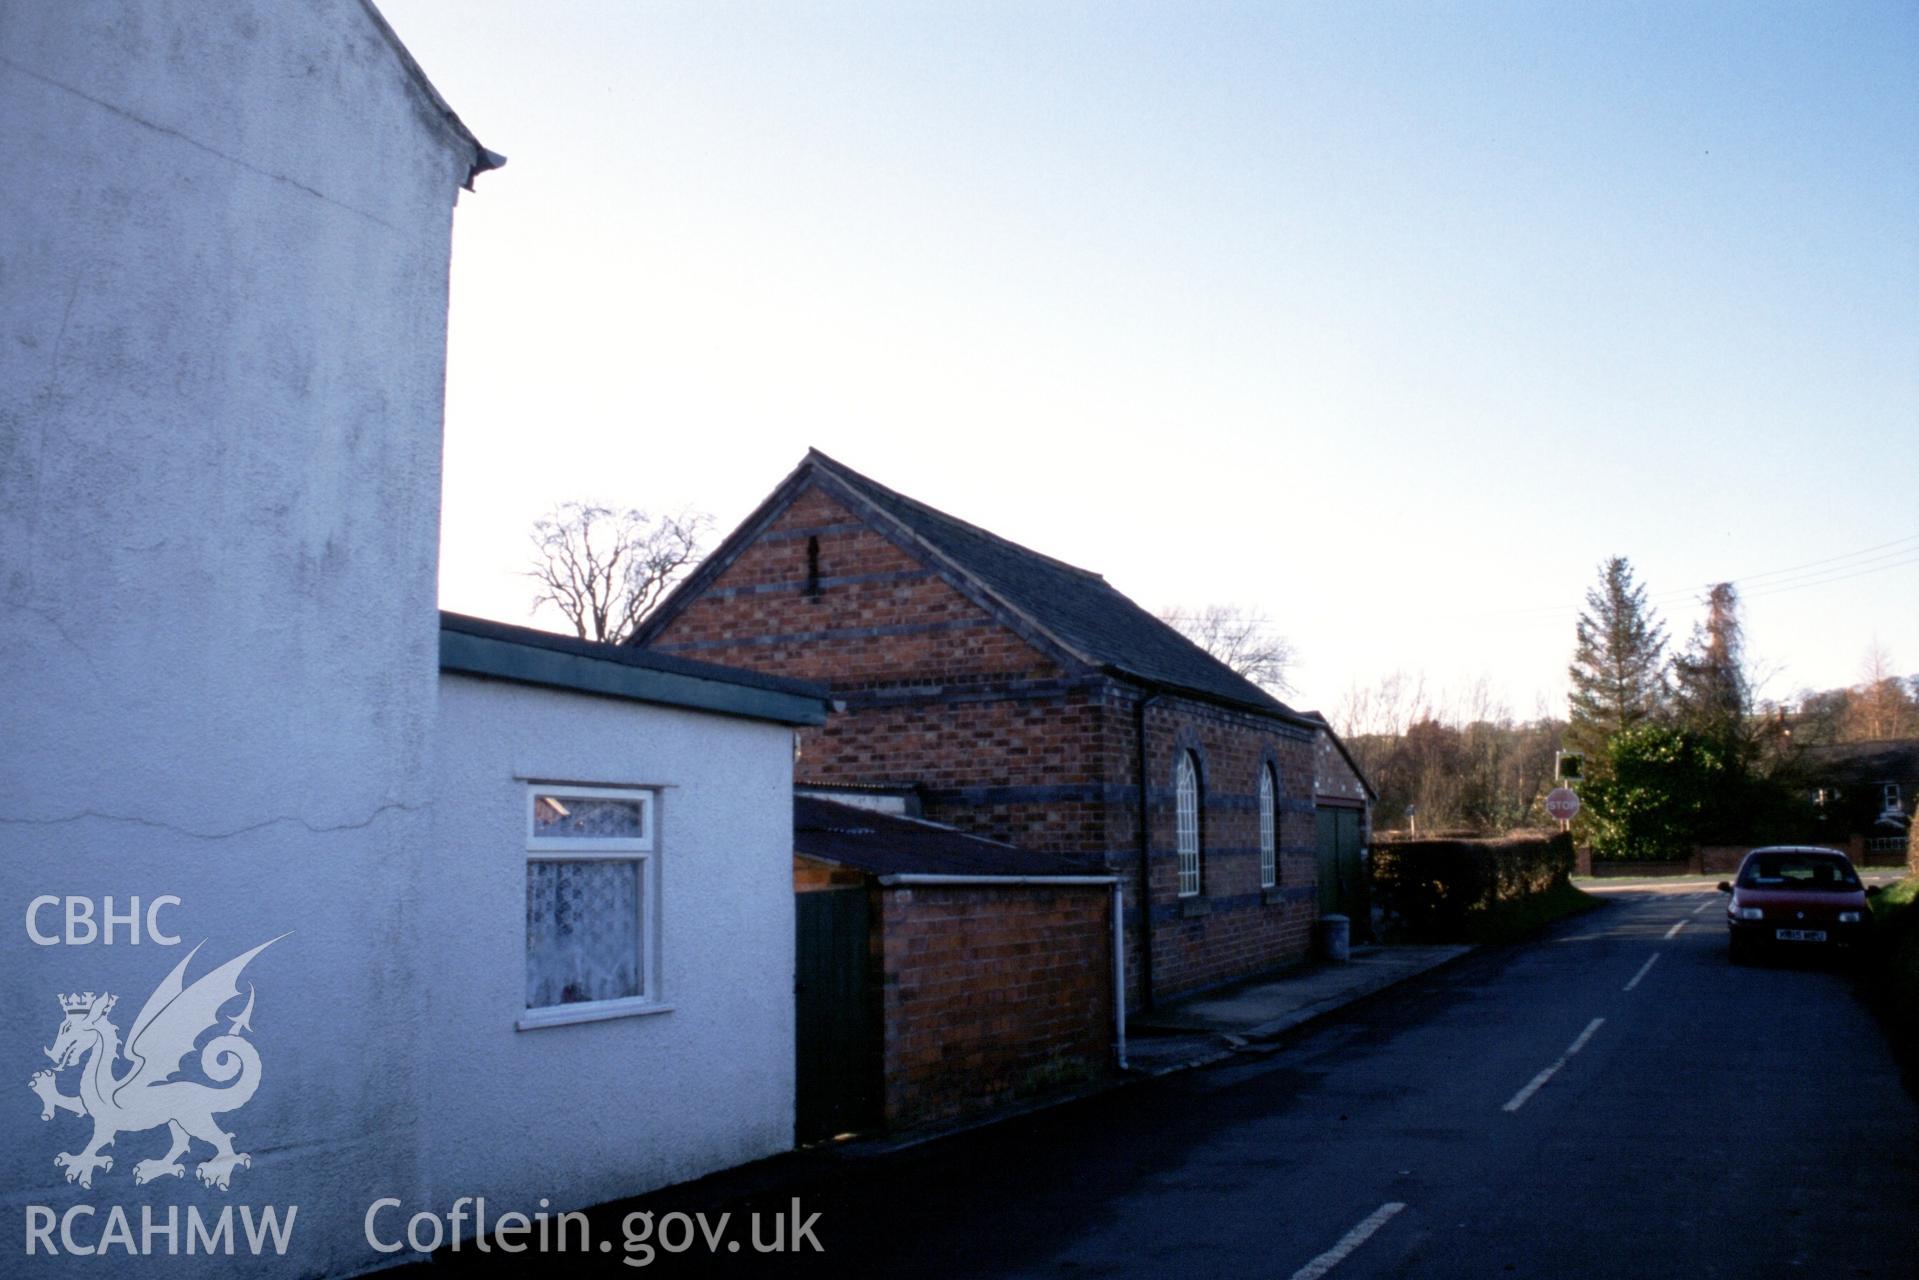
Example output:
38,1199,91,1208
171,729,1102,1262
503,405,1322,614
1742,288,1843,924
1671,582,1755,841
1566,556,1668,766
1672,582,1749,746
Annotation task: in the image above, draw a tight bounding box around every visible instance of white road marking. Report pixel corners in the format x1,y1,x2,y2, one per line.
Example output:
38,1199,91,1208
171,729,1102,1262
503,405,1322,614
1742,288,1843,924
1689,899,1712,917
1663,920,1686,939
1502,1017,1606,1113
1289,1202,1407,1280
1623,953,1661,991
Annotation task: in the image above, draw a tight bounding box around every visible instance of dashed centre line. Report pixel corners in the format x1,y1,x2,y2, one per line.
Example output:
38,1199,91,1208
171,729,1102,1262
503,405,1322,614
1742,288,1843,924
1502,1017,1605,1113
1288,1202,1407,1280
1663,920,1686,939
1623,953,1661,991
1689,899,1713,917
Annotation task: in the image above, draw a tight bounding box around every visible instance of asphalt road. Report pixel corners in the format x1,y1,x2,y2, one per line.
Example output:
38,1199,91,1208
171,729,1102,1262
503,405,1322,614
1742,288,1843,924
431,890,1919,1278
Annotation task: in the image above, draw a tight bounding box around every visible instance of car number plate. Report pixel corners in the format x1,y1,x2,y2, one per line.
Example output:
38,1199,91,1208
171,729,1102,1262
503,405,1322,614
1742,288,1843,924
1774,928,1826,942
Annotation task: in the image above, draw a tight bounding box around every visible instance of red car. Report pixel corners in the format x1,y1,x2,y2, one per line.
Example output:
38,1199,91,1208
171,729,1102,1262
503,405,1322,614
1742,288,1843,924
1719,846,1878,964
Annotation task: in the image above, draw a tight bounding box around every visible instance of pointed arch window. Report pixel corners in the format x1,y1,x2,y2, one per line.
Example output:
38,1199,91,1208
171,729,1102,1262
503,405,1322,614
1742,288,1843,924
1176,751,1202,897
1259,764,1279,889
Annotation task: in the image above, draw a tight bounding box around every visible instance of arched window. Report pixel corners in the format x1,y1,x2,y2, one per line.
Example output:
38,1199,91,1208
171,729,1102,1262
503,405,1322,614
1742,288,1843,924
1175,751,1202,897
1259,764,1278,889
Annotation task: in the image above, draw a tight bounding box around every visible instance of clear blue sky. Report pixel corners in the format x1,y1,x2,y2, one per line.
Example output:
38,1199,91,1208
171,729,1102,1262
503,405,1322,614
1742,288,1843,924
385,0,1918,722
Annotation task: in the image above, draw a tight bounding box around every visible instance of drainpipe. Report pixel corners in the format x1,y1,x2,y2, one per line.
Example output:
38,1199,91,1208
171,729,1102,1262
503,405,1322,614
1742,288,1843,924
1112,878,1128,1070
1135,688,1163,1012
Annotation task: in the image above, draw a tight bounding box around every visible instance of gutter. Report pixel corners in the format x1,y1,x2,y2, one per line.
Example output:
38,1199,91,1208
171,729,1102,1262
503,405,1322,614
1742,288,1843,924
1112,879,1128,1071
1100,664,1318,734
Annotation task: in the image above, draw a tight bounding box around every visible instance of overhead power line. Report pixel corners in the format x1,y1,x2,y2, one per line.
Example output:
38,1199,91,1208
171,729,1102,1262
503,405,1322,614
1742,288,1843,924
1480,532,1919,622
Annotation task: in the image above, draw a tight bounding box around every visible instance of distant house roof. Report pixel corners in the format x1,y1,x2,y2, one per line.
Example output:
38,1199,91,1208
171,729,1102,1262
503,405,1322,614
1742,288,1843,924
440,611,829,726
1798,739,1919,787
795,797,1104,879
636,448,1315,727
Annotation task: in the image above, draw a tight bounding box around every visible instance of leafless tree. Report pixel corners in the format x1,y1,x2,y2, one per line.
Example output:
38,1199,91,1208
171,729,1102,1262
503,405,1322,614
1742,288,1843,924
527,502,712,643
1843,641,1919,741
1334,669,1432,742
1334,668,1566,835
1158,605,1296,695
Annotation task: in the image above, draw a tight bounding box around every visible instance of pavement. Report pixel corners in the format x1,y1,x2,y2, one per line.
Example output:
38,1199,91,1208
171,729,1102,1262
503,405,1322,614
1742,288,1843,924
815,940,1476,1161
1120,943,1475,1075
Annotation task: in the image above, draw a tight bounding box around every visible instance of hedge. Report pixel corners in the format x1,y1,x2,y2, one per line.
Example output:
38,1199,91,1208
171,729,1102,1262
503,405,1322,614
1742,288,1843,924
1371,832,1575,940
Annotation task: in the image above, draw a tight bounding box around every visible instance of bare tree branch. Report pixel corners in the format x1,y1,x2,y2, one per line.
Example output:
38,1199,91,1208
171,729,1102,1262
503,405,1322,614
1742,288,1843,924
1843,640,1919,741
527,502,713,643
1157,604,1296,695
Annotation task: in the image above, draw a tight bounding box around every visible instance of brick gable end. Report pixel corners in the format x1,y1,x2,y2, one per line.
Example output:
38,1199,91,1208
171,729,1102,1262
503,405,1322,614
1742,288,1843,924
648,483,1067,690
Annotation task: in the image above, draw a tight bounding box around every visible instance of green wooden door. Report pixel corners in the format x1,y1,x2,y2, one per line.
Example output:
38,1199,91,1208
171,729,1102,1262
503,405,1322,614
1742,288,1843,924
1316,807,1342,915
1315,806,1365,925
1336,808,1366,936
794,889,878,1143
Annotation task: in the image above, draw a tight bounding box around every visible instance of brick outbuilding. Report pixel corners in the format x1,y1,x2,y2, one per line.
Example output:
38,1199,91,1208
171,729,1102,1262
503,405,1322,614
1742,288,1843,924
635,449,1365,1006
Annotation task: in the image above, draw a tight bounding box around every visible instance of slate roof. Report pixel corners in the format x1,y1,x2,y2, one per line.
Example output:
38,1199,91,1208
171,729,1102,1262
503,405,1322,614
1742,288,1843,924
641,449,1312,725
795,797,1104,879
1798,739,1919,785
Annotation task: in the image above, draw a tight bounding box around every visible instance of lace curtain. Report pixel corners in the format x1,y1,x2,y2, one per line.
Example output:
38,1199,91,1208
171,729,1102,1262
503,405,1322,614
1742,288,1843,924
526,859,641,1006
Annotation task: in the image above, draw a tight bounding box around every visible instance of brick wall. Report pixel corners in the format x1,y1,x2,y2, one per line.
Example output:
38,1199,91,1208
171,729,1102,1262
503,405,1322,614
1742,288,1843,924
1103,691,1320,1001
653,485,1064,689
1314,731,1370,806
804,689,1110,854
878,884,1114,1130
794,683,1321,1006
650,483,1108,854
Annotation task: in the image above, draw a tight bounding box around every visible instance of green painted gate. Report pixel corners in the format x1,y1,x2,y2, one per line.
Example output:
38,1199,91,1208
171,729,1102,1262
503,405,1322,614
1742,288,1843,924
1315,805,1366,929
794,888,878,1143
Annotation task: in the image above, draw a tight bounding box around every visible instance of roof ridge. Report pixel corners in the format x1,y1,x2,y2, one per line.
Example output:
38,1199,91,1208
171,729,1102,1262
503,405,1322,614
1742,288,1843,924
1801,738,1919,750
784,450,1309,726
804,448,1108,583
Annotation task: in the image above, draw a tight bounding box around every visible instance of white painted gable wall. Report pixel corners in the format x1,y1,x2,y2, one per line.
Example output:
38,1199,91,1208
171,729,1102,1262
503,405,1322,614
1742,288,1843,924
0,3,797,1273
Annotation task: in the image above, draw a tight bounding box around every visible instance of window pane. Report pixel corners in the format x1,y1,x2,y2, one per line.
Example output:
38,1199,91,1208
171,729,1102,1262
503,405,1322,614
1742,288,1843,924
1259,767,1277,889
526,860,641,1007
533,794,646,840
1176,753,1200,896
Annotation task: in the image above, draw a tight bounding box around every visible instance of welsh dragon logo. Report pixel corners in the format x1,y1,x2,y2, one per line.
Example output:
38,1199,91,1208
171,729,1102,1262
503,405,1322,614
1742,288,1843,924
28,936,284,1191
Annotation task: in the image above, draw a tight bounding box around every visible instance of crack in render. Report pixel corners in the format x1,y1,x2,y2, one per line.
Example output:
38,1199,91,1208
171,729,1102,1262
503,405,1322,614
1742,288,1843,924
0,55,401,233
0,801,428,842
4,596,103,677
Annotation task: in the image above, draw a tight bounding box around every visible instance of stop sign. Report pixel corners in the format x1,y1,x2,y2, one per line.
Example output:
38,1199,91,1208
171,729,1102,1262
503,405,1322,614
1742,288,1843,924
1545,786,1580,821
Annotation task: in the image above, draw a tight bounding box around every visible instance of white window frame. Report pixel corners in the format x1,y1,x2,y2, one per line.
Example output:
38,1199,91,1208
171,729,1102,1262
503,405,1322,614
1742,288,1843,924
1884,783,1903,813
1176,752,1202,897
1258,764,1278,890
519,784,666,1030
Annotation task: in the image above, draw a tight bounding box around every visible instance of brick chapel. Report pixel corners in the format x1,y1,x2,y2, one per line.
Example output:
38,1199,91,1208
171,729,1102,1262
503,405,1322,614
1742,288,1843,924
632,449,1372,1005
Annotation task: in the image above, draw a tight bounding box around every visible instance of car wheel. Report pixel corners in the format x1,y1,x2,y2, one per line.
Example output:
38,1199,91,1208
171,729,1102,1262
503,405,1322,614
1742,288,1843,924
1729,933,1753,966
